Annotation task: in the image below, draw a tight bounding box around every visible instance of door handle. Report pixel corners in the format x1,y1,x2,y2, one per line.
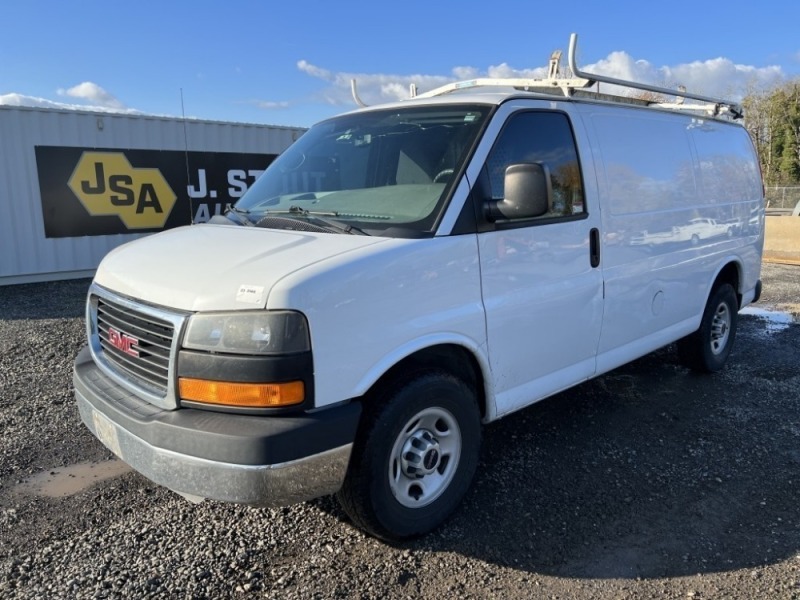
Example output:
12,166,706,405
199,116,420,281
590,228,600,268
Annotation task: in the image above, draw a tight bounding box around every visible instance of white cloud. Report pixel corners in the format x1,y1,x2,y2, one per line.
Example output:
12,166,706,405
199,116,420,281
0,92,63,109
297,51,785,108
452,66,479,80
255,100,290,109
1,81,143,114
297,59,453,105
486,63,547,79
585,52,657,85
297,60,335,82
662,58,783,99
57,81,125,109
0,91,140,114
581,52,783,100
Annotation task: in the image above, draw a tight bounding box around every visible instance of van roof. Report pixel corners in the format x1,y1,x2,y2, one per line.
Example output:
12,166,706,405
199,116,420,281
341,86,743,124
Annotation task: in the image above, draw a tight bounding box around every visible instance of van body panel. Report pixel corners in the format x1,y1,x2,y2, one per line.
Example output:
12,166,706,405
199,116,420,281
266,236,487,409
467,101,604,417
576,103,764,359
93,224,388,312
478,213,603,417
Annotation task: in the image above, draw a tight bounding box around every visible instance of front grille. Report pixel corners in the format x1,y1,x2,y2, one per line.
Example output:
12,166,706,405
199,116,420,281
95,295,175,395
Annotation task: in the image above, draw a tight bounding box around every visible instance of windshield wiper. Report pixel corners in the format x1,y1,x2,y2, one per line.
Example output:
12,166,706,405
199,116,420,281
289,205,338,217
224,203,254,226
262,205,369,235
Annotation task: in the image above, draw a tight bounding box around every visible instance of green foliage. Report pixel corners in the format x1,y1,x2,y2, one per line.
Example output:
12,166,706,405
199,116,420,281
744,79,800,186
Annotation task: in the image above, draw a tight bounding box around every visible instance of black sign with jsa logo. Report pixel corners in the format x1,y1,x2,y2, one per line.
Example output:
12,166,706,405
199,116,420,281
35,146,277,238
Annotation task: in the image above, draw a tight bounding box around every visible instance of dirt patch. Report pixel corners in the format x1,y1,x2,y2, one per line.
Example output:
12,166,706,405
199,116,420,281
14,460,132,498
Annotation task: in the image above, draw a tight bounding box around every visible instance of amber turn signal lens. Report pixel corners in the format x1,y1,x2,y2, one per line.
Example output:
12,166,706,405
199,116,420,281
178,378,304,408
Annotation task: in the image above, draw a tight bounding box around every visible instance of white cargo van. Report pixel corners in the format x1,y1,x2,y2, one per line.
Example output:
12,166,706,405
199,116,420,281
74,35,764,540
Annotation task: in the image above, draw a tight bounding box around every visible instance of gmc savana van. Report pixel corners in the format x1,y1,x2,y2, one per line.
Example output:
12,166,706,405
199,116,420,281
74,35,764,540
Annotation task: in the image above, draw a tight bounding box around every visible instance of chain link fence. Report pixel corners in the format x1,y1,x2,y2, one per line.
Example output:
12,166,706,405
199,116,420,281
765,187,800,212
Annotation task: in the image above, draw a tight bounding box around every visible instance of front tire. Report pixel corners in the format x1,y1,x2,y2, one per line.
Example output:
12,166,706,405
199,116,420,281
677,283,738,373
336,370,481,541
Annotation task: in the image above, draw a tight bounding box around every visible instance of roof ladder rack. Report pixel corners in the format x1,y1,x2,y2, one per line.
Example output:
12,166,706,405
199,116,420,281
566,34,743,119
407,46,594,101
350,33,743,119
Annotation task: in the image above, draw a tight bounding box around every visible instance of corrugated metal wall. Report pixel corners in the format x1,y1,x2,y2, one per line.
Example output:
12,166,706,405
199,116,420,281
0,106,304,284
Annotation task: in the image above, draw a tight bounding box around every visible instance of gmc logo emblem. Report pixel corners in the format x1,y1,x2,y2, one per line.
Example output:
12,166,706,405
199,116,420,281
108,326,140,357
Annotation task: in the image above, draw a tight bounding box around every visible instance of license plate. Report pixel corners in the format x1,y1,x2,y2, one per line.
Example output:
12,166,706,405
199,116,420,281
92,410,122,457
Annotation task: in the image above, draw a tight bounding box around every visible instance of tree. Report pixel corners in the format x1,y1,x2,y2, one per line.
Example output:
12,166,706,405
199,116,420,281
774,83,800,184
742,85,773,183
743,79,800,186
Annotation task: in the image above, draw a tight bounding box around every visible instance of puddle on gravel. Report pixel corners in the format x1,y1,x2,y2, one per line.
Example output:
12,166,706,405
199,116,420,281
740,305,798,334
15,460,132,498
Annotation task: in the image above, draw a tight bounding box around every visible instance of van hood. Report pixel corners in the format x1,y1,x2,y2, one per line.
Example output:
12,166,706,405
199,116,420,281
94,224,388,312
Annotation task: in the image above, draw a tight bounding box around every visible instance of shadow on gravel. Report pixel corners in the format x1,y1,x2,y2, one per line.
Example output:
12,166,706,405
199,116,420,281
397,319,800,580
0,279,91,320
318,316,800,580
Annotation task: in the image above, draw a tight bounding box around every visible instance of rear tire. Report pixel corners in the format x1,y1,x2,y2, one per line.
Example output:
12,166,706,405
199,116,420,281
677,283,738,373
336,370,481,541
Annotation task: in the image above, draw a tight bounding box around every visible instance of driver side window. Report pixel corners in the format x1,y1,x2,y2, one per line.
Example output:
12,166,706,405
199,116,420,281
485,111,585,218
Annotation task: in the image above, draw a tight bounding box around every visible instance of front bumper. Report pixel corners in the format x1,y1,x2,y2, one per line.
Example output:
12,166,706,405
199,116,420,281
74,346,361,506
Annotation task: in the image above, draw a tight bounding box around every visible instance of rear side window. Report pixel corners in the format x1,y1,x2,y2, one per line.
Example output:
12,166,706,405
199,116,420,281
485,111,585,218
592,113,698,215
691,122,762,203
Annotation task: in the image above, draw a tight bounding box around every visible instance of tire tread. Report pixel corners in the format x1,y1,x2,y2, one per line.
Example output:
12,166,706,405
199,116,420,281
677,283,738,373
336,369,480,541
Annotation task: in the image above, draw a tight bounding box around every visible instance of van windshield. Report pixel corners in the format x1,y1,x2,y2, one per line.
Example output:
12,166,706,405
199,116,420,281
233,105,489,236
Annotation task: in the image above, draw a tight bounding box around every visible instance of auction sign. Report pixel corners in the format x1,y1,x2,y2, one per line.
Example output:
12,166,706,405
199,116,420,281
35,146,278,238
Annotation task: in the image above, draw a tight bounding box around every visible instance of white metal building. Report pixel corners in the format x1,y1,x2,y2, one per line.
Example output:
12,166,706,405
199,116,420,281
0,106,305,284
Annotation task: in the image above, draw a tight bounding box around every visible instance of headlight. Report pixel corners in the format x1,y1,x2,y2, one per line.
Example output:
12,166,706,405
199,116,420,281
183,311,310,355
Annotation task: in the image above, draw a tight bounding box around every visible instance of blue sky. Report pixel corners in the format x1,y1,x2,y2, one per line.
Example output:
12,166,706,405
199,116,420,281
1,1,798,128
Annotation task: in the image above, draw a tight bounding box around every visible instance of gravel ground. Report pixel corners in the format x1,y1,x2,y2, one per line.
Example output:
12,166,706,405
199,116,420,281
0,263,798,599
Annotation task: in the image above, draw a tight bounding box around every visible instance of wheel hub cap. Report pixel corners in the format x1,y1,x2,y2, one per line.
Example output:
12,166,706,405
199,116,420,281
401,430,441,477
389,406,462,508
710,303,731,354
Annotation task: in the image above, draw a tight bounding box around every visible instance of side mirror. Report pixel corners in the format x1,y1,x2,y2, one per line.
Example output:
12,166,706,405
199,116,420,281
485,163,551,221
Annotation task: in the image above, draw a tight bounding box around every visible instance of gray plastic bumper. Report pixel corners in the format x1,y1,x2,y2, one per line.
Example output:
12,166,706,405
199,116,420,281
74,347,360,507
